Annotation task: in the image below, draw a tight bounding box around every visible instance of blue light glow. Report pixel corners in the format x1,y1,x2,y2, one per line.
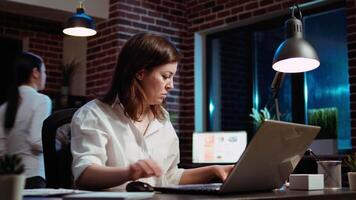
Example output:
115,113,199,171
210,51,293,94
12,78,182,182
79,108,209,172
313,86,349,98
304,76,308,111
209,100,214,115
253,91,259,110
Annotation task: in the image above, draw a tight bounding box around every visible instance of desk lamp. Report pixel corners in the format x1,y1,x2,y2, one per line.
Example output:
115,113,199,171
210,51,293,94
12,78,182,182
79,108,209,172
271,4,320,120
63,0,97,37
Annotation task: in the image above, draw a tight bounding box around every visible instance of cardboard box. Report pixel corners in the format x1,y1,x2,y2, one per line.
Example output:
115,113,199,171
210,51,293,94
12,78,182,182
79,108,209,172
289,174,324,190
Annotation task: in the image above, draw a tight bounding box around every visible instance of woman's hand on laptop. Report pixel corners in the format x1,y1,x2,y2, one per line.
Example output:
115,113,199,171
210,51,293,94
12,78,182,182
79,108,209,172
213,165,234,181
180,165,234,184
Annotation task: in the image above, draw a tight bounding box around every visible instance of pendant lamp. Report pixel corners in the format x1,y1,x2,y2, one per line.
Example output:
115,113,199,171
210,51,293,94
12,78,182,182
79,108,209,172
63,0,96,37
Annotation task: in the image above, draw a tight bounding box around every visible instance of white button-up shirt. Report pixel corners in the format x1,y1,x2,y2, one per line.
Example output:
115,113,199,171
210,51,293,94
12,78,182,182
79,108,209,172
0,85,52,179
71,100,184,189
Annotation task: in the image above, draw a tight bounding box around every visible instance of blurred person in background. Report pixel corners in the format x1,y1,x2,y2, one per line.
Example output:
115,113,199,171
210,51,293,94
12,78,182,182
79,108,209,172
0,52,52,188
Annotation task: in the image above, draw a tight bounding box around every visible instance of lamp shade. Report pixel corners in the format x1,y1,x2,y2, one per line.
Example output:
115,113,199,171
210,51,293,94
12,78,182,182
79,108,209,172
63,7,96,37
272,13,319,73
272,38,320,73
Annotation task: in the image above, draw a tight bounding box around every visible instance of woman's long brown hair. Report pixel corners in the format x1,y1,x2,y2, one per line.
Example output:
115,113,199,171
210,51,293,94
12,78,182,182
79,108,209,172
100,33,181,121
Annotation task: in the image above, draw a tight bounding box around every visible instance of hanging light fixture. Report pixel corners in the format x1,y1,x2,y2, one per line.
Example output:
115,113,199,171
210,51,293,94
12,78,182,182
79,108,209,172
272,4,320,73
63,0,97,37
269,4,320,121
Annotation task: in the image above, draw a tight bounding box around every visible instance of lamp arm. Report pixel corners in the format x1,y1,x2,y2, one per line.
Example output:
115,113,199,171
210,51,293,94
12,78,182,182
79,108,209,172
269,72,285,121
271,72,285,99
274,98,281,121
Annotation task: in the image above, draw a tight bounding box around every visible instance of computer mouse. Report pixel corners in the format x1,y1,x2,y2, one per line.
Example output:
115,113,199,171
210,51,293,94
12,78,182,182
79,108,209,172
126,181,155,192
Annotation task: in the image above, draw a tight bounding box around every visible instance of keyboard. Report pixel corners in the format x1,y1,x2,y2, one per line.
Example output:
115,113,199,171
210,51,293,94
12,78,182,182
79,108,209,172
23,188,90,197
155,183,222,194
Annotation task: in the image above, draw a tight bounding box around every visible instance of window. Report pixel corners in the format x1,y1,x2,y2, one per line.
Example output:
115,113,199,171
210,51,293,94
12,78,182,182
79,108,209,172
206,31,252,132
304,8,351,151
196,3,351,152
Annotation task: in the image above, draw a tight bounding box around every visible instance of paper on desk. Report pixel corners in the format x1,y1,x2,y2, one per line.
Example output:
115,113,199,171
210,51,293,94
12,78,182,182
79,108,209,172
23,188,90,196
63,192,155,200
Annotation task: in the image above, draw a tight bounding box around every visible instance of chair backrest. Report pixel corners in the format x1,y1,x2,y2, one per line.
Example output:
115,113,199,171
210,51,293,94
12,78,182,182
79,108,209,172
42,108,78,189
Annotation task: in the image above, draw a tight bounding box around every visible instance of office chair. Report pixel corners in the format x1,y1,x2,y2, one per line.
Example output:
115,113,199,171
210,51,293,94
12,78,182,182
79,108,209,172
42,108,78,189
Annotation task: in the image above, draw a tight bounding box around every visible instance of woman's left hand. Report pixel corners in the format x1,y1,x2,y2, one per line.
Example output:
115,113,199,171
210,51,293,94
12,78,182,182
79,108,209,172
180,164,234,184
212,165,234,181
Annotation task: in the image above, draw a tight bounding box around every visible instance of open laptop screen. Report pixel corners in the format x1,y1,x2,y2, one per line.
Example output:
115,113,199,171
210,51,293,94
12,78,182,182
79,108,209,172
192,131,247,164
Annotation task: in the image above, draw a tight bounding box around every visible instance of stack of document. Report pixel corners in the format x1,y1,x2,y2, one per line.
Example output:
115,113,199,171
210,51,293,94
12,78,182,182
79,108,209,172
23,188,154,199
23,188,89,197
63,192,154,200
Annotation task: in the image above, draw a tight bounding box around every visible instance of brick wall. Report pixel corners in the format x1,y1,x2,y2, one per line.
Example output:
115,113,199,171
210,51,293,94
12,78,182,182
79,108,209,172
183,0,317,162
220,32,251,131
87,0,304,163
86,0,356,164
0,12,63,94
1,0,354,164
86,0,188,101
346,0,356,150
85,0,192,162
186,0,356,156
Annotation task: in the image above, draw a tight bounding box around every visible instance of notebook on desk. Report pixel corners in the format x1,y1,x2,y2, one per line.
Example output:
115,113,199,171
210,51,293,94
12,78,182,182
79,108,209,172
63,192,154,200
155,120,320,194
23,188,89,197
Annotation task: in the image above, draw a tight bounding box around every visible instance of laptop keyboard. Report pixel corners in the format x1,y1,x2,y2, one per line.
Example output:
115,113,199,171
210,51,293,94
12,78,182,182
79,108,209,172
177,183,221,190
155,183,222,194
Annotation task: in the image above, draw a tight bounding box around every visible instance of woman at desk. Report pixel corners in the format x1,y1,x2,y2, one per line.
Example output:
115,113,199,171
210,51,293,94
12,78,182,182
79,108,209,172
0,52,52,188
71,33,233,190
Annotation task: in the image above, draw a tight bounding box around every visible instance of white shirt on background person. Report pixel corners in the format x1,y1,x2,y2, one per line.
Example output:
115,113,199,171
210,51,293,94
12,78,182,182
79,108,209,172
0,85,52,179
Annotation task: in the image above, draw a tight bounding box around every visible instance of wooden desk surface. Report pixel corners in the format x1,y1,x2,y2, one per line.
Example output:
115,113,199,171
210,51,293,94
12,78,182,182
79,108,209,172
25,188,356,200
155,188,356,200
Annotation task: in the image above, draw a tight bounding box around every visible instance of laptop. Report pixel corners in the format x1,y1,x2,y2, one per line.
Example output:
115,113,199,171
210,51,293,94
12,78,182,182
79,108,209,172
155,120,320,194
192,131,247,164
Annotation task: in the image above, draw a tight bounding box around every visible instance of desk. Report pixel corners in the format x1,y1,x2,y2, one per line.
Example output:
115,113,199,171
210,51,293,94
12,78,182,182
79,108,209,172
25,188,356,200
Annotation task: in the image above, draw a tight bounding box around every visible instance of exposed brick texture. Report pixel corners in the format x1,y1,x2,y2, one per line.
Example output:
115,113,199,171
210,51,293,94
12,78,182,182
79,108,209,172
2,0,355,165
85,0,356,163
346,0,356,150
181,0,321,162
220,33,251,131
0,12,63,94
85,0,191,163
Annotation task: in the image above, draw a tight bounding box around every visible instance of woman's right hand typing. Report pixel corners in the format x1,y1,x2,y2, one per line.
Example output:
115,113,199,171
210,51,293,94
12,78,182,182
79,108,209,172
128,159,162,181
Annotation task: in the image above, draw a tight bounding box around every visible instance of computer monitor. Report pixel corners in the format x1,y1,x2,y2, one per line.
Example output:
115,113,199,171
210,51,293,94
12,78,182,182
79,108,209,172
192,131,247,164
